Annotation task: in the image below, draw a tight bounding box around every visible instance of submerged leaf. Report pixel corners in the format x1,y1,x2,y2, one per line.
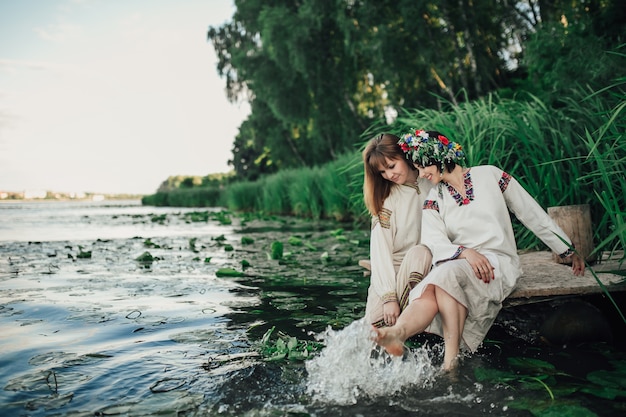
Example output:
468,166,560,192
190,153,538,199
288,236,302,246
473,367,518,383
587,366,626,389
508,357,558,374
580,385,626,400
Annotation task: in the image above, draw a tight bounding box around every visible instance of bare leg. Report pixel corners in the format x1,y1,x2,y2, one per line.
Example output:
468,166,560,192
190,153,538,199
435,286,467,370
373,285,439,356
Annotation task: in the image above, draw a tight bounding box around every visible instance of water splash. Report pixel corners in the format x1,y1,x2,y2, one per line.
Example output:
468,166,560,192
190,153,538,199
305,318,440,405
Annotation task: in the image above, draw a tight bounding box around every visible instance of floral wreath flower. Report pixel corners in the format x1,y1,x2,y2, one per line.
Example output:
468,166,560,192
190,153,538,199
397,129,466,168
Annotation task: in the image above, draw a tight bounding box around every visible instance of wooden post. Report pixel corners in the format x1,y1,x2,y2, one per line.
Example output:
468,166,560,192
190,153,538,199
548,204,596,264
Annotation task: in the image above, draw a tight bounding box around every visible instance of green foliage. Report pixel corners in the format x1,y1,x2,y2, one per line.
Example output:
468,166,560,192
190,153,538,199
135,251,154,266
208,1,366,180
241,236,255,245
151,214,167,224
287,236,302,246
77,246,92,259
215,268,245,278
476,356,626,415
259,169,292,215
519,18,625,108
206,0,624,180
270,241,284,260
258,326,324,361
142,187,222,208
215,152,364,221
317,153,364,222
143,238,160,248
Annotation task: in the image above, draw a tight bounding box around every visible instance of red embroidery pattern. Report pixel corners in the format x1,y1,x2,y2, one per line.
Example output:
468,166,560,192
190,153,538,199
446,170,474,206
423,200,439,212
499,172,512,192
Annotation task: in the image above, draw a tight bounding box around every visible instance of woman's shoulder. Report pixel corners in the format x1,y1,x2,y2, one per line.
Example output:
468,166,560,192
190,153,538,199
471,164,503,173
385,183,420,204
470,165,508,179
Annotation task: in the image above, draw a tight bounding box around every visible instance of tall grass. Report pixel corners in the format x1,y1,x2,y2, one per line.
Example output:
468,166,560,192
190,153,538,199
141,187,221,207
215,152,364,221
317,153,364,221
575,91,626,257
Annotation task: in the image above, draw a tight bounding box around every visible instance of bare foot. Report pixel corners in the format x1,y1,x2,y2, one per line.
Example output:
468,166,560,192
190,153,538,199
372,326,405,356
442,355,459,371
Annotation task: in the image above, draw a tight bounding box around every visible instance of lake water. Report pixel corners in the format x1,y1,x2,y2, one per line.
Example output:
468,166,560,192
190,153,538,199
1,200,625,416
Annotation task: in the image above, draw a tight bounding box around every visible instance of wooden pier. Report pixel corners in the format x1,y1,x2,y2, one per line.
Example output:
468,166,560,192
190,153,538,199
358,251,626,307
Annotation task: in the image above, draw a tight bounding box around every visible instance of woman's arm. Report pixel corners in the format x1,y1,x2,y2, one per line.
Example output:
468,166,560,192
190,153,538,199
501,170,585,276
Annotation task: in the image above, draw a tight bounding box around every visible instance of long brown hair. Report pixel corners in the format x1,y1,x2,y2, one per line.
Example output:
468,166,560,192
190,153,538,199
362,133,415,216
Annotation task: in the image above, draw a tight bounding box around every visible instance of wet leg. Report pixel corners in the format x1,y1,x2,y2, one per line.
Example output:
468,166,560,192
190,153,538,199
373,285,438,356
435,286,467,370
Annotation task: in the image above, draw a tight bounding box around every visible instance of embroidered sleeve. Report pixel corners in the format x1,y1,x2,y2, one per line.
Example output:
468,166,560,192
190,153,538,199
376,208,392,229
435,246,466,265
559,246,575,259
423,200,439,212
499,172,512,193
382,292,398,303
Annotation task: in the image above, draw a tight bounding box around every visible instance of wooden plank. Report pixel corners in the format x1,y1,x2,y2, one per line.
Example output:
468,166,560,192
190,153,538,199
358,251,626,306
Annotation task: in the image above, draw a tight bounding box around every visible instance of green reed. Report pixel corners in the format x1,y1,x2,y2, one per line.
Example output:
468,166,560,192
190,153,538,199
575,95,626,256
317,153,364,222
222,180,260,212
287,167,324,219
259,169,292,215
141,187,221,207
218,152,363,221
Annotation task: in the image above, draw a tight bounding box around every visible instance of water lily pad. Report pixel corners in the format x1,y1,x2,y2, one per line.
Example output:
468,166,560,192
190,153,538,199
216,268,244,277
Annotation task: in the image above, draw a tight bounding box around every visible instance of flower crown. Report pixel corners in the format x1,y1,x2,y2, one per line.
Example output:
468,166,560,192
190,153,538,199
397,129,466,168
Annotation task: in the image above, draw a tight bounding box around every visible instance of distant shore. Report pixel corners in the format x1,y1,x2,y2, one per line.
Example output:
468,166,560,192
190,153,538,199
0,191,144,201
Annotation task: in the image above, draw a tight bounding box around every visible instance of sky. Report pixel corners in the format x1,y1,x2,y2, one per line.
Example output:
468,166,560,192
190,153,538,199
0,0,249,195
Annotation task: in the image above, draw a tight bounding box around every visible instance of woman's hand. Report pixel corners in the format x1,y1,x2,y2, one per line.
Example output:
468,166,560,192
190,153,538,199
459,248,495,283
570,253,585,276
383,301,400,326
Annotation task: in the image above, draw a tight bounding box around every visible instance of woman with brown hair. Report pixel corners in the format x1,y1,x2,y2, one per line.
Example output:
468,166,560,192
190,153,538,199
362,133,433,328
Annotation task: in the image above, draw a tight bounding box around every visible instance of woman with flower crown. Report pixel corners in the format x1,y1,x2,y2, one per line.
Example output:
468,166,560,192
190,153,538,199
373,129,585,370
362,133,434,328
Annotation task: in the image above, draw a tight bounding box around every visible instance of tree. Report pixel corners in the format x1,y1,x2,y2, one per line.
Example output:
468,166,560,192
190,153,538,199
209,0,368,179
208,0,625,180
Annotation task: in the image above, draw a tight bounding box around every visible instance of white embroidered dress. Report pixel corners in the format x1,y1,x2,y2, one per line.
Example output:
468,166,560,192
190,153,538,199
365,179,433,326
409,165,574,351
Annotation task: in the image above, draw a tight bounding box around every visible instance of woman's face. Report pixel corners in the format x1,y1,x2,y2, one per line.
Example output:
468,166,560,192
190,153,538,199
378,157,413,185
416,164,441,185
